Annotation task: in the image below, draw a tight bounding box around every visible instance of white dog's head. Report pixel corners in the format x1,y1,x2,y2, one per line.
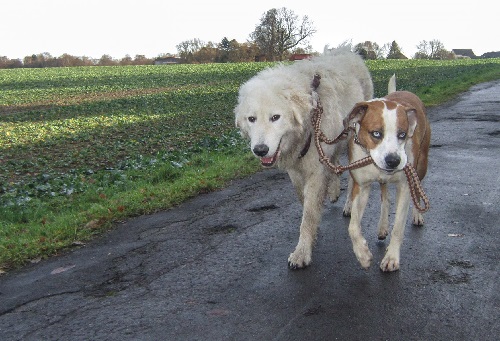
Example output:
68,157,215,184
234,73,311,167
346,99,417,173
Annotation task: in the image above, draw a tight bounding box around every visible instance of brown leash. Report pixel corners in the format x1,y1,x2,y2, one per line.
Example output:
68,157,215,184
403,163,431,213
310,74,430,213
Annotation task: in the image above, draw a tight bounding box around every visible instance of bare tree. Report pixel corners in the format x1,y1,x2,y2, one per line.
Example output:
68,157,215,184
415,39,451,59
250,8,316,61
176,38,206,63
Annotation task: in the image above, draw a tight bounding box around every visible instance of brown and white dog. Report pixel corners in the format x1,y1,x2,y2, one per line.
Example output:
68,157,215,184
343,75,431,272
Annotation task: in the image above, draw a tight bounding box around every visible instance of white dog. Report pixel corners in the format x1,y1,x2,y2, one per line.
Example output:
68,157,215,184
234,46,373,269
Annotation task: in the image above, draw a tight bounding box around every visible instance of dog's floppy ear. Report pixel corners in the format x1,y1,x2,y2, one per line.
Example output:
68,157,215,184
344,103,368,133
282,88,308,127
291,94,306,127
234,109,250,139
406,109,418,137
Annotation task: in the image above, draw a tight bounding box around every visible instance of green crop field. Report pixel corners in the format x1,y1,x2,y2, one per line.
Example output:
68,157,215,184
1,58,500,270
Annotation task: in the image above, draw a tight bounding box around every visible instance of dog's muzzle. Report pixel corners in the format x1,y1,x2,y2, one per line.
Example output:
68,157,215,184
385,153,401,170
253,143,280,167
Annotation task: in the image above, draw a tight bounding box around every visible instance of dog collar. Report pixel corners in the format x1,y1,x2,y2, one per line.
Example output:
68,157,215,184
298,133,312,158
352,126,369,154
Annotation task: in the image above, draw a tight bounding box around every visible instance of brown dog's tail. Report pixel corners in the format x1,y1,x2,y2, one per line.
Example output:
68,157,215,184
388,74,397,94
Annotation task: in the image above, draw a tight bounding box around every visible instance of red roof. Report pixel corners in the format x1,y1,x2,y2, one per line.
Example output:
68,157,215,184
289,54,311,61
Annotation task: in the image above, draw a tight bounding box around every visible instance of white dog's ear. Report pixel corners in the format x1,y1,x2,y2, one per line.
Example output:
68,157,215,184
344,103,368,130
292,95,305,127
406,109,418,137
234,112,249,139
284,90,307,127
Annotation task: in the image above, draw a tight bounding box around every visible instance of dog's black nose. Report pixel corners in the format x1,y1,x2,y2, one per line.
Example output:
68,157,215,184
253,144,269,157
385,153,401,169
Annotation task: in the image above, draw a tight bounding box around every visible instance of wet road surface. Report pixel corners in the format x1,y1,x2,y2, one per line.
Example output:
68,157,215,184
1,80,499,340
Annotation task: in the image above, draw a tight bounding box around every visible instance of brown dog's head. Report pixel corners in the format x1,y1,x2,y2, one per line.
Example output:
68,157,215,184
346,99,417,173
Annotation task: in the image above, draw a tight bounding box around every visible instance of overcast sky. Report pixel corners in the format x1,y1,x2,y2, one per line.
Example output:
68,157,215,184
1,0,496,60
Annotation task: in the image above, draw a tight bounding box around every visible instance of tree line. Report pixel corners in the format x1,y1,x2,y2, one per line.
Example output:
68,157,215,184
0,53,159,69
0,7,484,69
0,38,456,70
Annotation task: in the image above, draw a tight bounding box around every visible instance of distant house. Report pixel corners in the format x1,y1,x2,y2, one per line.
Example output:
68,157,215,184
289,53,312,61
154,57,181,65
481,51,500,58
452,49,477,59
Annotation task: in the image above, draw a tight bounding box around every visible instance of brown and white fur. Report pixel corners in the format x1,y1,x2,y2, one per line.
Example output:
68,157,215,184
343,75,431,271
235,46,373,269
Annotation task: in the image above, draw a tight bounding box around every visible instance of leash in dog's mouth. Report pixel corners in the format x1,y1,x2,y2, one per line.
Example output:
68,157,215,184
371,161,401,175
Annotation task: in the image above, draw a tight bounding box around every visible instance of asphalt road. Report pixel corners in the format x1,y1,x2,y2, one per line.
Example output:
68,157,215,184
1,81,499,341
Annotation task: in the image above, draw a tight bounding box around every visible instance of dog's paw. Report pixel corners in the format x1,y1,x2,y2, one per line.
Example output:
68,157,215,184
412,208,424,226
377,216,389,240
343,201,352,217
380,253,400,272
328,180,341,203
329,193,340,203
352,239,372,269
377,228,389,240
288,247,312,270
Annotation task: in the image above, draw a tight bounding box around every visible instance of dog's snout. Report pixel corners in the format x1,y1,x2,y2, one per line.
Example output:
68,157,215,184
253,144,269,157
385,153,401,169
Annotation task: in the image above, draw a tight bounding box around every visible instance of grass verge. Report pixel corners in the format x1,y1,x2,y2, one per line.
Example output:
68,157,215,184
1,148,259,269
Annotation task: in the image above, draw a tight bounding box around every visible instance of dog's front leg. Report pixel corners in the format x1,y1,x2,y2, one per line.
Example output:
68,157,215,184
288,177,326,269
348,182,373,269
377,183,390,240
380,182,411,272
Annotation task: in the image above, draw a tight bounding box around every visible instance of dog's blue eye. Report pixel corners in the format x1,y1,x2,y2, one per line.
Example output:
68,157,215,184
271,115,281,122
398,132,407,140
371,131,382,139
248,116,256,123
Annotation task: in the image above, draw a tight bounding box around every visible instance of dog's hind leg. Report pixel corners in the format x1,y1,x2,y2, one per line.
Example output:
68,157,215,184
377,183,390,240
342,175,354,217
327,153,342,203
327,173,341,203
412,206,424,226
288,176,327,269
411,190,425,226
380,182,411,272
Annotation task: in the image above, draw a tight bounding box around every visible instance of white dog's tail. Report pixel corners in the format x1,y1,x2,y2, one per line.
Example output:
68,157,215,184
388,74,397,94
323,41,353,55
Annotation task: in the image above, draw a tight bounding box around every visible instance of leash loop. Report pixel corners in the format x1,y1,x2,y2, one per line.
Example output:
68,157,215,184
403,163,431,213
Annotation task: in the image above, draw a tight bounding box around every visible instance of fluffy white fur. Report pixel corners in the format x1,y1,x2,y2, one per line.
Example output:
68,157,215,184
234,46,373,269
